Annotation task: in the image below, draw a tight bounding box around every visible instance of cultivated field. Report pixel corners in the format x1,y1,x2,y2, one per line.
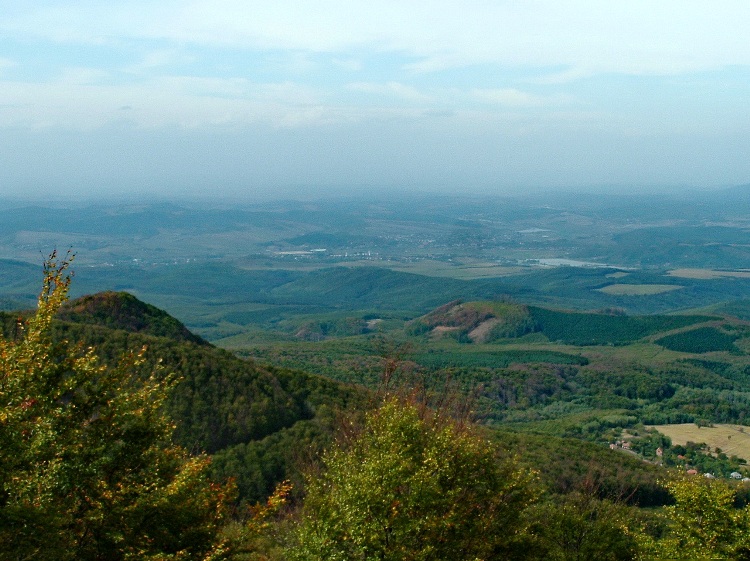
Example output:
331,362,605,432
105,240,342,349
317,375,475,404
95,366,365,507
598,284,683,296
668,269,750,280
649,423,750,461
386,260,525,280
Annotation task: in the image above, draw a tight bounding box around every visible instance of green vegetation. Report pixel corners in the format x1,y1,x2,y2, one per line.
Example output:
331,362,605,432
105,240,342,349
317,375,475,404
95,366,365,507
44,314,366,505
529,306,713,345
291,396,535,560
525,492,639,560
410,349,588,369
9,239,750,558
0,254,229,560
611,225,750,269
597,283,683,295
58,290,208,344
639,478,750,559
656,326,741,353
405,299,719,347
236,298,750,444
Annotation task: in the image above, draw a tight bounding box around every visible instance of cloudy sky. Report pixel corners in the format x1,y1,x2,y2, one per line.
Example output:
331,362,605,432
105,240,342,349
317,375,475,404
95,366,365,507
1,1,749,199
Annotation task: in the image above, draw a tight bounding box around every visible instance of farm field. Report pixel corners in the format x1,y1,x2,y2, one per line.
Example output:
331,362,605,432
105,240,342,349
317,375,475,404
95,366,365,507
649,424,750,462
668,269,750,280
598,284,683,296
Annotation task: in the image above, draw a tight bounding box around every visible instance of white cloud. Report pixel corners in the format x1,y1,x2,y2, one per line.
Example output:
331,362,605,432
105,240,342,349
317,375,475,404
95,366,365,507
469,88,575,108
333,58,363,72
0,2,747,139
347,82,431,102
130,49,195,72
0,73,450,131
1,73,546,131
3,1,750,78
470,88,542,107
0,58,15,73
57,67,111,85
0,76,329,130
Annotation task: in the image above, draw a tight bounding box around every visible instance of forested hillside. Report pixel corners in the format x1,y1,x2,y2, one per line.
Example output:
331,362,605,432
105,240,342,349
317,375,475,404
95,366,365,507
0,291,366,507
6,258,750,558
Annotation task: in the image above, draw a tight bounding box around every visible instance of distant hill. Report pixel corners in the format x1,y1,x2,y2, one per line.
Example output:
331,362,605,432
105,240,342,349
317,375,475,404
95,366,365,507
711,183,750,205
408,300,534,343
59,291,208,345
0,259,42,310
528,306,717,346
266,266,474,310
409,299,719,346
610,226,750,269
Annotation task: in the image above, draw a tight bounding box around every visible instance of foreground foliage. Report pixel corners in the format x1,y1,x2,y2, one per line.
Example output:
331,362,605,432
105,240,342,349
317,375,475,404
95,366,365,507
0,254,230,560
291,395,537,560
639,477,750,560
526,492,639,561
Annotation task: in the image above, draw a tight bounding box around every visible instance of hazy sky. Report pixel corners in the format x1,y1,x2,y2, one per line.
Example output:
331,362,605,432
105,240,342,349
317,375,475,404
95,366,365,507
1,1,749,199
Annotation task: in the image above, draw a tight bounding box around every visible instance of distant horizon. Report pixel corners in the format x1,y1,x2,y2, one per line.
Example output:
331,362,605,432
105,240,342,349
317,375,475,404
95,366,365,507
2,181,747,206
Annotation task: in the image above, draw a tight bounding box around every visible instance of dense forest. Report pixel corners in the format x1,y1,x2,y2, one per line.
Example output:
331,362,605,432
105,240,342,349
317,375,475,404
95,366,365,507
5,254,750,559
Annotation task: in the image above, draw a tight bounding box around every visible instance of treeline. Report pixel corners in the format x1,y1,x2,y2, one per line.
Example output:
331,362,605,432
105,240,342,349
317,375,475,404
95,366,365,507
528,306,713,346
656,326,743,354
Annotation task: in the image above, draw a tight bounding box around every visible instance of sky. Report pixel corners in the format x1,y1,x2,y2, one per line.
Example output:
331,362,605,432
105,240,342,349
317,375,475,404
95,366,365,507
1,1,749,200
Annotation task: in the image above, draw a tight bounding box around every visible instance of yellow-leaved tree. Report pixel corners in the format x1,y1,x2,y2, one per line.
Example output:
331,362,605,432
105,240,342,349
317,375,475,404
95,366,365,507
0,253,231,560
290,394,537,560
638,477,750,560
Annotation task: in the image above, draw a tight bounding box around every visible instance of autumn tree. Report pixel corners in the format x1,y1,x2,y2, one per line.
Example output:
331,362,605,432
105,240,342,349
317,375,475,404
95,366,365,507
291,394,537,560
0,253,230,560
638,476,750,560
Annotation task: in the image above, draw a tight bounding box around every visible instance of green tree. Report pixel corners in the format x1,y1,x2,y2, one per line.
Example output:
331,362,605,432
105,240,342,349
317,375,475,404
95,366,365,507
527,492,639,561
639,477,750,560
291,395,537,560
0,253,230,560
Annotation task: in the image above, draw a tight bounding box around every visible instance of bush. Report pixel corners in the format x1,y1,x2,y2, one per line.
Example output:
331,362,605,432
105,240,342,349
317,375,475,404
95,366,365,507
291,396,537,560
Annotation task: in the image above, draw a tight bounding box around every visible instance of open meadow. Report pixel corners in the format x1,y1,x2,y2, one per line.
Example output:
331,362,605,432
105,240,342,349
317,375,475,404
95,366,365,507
649,424,750,462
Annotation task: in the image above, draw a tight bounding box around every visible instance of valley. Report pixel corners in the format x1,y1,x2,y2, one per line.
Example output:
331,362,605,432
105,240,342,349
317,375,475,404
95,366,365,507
5,199,750,556
4,188,750,500
3,188,750,339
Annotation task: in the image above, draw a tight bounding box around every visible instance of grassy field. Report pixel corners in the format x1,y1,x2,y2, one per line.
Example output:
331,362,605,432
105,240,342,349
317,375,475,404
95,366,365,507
668,269,750,280
650,423,750,461
606,271,631,279
597,284,684,296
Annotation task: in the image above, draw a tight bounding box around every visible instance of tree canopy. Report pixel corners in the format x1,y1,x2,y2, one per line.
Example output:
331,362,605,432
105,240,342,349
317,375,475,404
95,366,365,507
291,394,536,560
638,477,750,560
0,253,230,560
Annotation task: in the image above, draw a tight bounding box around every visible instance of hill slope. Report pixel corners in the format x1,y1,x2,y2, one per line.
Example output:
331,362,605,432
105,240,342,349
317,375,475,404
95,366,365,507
407,299,719,346
59,291,209,345
1,291,365,503
10,290,706,506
